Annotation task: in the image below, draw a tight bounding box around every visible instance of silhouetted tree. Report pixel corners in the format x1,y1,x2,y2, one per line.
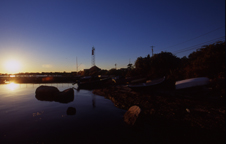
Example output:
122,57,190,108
135,52,180,79
184,41,225,79
127,63,134,70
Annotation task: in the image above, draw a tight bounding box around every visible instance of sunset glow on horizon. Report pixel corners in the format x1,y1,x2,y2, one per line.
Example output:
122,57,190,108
0,0,225,74
3,59,22,74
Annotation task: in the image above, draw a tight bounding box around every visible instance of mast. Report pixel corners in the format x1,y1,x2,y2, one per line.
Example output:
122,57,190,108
92,46,95,66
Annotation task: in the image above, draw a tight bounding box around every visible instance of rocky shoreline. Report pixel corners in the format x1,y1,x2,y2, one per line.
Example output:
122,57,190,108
93,85,225,143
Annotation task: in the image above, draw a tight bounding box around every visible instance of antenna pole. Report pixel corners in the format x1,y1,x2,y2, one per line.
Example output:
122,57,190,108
92,46,95,66
150,46,154,56
76,57,78,72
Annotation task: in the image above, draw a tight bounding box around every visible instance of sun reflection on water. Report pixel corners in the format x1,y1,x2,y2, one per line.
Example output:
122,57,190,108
7,82,19,91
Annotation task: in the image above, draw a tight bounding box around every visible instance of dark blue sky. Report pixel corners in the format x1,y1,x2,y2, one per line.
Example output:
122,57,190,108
0,0,225,73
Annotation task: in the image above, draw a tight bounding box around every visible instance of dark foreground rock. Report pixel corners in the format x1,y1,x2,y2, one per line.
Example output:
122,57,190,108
35,85,60,95
67,107,76,115
93,85,225,143
35,86,74,103
124,105,141,125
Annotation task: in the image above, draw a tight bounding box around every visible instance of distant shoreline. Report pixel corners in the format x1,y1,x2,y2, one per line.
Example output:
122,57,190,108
0,76,77,84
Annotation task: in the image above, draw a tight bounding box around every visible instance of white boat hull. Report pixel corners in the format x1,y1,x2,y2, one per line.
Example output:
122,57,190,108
175,77,209,90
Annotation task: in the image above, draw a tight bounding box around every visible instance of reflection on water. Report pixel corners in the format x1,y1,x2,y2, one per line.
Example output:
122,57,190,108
6,82,19,91
32,111,44,117
92,94,96,108
0,83,131,144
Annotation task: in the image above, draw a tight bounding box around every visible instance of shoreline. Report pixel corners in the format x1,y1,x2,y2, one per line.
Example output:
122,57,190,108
93,85,225,131
93,85,225,143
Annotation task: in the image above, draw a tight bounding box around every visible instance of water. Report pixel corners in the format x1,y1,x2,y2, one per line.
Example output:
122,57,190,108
0,83,141,144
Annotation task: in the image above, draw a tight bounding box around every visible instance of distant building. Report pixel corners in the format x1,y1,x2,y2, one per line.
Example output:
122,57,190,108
71,71,77,75
82,66,101,76
89,66,101,76
89,65,101,72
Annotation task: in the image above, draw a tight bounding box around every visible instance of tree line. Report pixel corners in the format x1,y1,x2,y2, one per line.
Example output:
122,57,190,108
129,41,225,81
80,41,225,82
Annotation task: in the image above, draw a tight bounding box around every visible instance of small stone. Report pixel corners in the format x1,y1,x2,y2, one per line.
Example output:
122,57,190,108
186,108,190,113
124,105,141,125
67,107,76,115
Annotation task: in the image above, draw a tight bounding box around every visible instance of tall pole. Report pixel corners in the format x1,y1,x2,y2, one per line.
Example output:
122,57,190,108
92,46,95,67
76,57,78,72
150,46,154,56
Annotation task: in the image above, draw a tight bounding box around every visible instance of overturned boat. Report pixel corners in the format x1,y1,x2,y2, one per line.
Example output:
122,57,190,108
175,77,210,90
77,77,111,90
127,77,165,91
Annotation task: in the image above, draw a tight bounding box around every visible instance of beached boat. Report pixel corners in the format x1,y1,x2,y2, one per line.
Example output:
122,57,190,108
127,77,165,91
112,76,147,85
175,77,210,90
130,77,147,84
78,77,111,89
112,76,129,85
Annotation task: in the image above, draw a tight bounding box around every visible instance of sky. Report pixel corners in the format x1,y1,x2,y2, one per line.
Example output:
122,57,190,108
0,0,225,74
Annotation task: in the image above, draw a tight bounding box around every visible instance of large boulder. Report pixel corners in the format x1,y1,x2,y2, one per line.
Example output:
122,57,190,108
57,88,74,103
35,86,60,95
124,105,141,125
35,86,74,103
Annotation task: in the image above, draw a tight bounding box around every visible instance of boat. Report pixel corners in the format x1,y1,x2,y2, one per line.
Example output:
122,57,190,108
112,76,128,85
77,77,111,89
112,76,147,85
127,77,165,91
73,76,97,85
130,77,147,84
175,77,209,90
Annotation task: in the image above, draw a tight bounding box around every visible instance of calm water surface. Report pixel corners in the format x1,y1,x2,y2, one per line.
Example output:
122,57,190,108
0,83,150,144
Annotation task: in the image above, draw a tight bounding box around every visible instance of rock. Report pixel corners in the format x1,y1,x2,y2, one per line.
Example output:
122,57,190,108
57,88,74,103
60,88,74,96
124,105,141,125
35,86,74,103
67,107,76,115
35,85,60,95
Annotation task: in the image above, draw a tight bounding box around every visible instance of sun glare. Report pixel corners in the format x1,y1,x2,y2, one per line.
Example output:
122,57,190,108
7,82,19,91
4,60,21,74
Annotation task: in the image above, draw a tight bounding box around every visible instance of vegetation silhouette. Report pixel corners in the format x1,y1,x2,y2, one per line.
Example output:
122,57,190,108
123,41,225,95
184,41,225,79
1,41,224,96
